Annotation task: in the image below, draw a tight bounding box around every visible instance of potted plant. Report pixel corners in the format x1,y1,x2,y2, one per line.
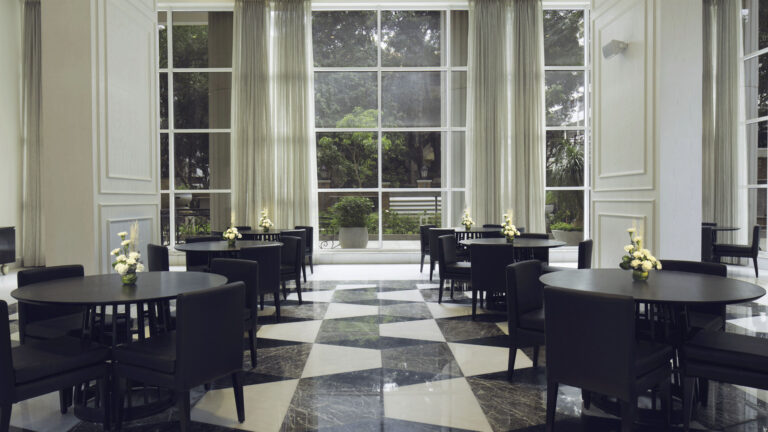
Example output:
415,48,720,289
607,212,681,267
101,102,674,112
550,221,583,246
333,196,373,248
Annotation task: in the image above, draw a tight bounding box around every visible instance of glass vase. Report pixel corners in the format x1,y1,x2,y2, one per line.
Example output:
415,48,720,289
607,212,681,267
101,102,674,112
632,270,649,281
262,227,270,233
464,225,471,231
506,237,514,244
228,238,236,248
121,273,137,286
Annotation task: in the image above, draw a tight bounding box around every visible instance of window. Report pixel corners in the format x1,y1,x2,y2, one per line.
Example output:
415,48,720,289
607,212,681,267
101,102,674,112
158,11,233,246
743,0,768,251
544,8,589,242
313,9,469,249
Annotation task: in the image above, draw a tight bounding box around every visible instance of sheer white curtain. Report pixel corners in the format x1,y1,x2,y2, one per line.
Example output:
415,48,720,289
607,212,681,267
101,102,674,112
702,0,746,244
231,0,316,228
22,0,43,266
466,0,545,231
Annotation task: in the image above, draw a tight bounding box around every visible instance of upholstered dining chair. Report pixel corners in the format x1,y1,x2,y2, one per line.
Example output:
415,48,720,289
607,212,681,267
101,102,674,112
17,266,85,345
505,261,546,379
281,229,308,282
482,224,504,238
469,243,517,319
279,236,303,304
419,225,436,273
147,243,169,272
437,235,471,303
240,245,282,322
713,225,761,277
429,228,455,281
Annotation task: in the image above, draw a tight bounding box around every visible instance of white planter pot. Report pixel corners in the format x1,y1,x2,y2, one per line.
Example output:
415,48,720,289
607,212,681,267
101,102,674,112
339,227,369,248
551,230,583,246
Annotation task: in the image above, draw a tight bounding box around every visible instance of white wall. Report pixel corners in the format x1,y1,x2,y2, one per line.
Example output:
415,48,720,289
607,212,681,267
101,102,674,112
0,0,22,264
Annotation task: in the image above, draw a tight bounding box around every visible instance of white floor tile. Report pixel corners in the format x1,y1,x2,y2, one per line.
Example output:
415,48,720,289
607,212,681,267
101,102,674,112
10,392,81,432
301,344,382,378
425,302,476,319
448,343,531,377
379,319,445,342
496,321,509,335
334,284,377,290
324,303,379,320
384,377,493,432
286,290,334,303
257,320,323,343
192,379,299,432
376,290,425,302
727,314,768,334
416,283,440,290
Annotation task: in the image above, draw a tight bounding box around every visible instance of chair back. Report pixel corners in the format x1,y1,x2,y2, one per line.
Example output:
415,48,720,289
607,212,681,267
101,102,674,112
176,282,245,388
281,230,306,262
659,259,726,277
0,300,13,401
701,226,713,262
420,225,436,253
185,236,219,270
506,261,544,323
519,233,548,239
280,236,302,273
577,239,593,269
437,235,459,280
545,287,635,400
295,226,314,254
751,225,761,256
210,259,259,318
17,265,85,339
470,244,517,295
147,243,169,272
235,226,251,231
429,229,455,262
482,224,504,238
701,222,717,227
240,245,281,296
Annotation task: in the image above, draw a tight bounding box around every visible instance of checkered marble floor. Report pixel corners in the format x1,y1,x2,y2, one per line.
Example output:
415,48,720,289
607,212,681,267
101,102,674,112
5,264,768,431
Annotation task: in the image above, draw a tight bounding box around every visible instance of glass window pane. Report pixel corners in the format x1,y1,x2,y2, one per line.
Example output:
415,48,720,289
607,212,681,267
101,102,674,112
315,72,378,128
161,133,169,190
160,72,168,130
742,0,768,54
747,122,768,185
161,193,170,245
382,72,441,127
173,72,231,129
175,193,231,242
546,71,585,127
312,11,377,67
382,192,441,246
546,190,584,233
546,131,585,187
450,132,466,188
383,132,441,188
451,71,467,127
381,11,442,67
174,133,231,190
748,188,767,251
172,12,233,68
317,132,378,188
318,192,380,249
449,190,466,228
544,9,585,66
451,10,468,66
159,12,167,69
744,54,768,119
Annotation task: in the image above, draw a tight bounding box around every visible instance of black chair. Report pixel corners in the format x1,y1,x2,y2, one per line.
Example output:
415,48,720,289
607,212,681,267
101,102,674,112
0,300,110,431
184,236,219,272
543,239,593,273
295,226,314,274
713,225,760,276
469,244,517,319
210,259,260,366
147,243,169,272
281,230,308,283
437,235,471,303
280,236,303,304
17,266,85,345
419,225,436,273
482,224,504,238
544,287,673,432
429,228,455,281
114,282,246,432
660,260,727,332
701,222,717,227
235,226,251,231
505,261,546,379
701,226,714,262
240,245,282,322
518,232,550,262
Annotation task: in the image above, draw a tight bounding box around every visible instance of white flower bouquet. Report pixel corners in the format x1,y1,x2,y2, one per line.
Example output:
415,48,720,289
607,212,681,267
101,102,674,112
502,213,521,243
111,222,144,285
461,209,474,231
258,209,274,233
223,226,242,247
619,227,661,281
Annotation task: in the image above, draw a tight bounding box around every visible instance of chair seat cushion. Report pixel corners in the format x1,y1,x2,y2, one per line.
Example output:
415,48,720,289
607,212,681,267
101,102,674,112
635,341,673,376
113,332,176,374
25,313,84,340
683,330,768,375
519,308,545,332
713,244,751,255
13,337,109,384
446,262,471,274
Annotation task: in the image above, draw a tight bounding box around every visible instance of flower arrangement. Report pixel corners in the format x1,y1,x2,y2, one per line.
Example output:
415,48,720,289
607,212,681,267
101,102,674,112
502,212,521,243
223,226,242,247
111,221,144,286
259,209,274,233
619,227,661,281
461,209,474,231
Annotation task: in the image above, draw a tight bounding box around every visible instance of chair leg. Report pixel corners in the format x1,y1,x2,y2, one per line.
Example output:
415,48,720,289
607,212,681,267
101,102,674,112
59,388,72,414
698,378,709,407
438,278,445,304
115,377,126,430
429,259,435,281
754,255,759,277
260,294,265,310
662,378,672,431
176,390,191,432
1,403,12,432
450,280,455,299
533,346,540,368
683,377,695,432
274,292,281,322
420,252,425,273
620,397,637,432
302,261,307,283
248,328,257,368
296,277,303,305
582,390,591,410
281,282,288,300
471,288,478,320
545,380,558,432
507,346,517,380
309,255,313,274
232,372,245,423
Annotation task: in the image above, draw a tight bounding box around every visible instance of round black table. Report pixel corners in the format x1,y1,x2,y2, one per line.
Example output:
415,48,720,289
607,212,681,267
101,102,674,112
460,237,566,248
174,240,281,253
449,226,502,233
539,268,765,305
709,226,739,232
240,228,291,235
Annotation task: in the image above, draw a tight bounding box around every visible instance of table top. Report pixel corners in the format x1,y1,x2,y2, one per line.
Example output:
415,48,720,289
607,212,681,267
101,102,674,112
460,237,567,248
239,229,292,235
174,240,282,253
11,271,228,306
442,226,502,233
540,269,765,305
707,226,740,232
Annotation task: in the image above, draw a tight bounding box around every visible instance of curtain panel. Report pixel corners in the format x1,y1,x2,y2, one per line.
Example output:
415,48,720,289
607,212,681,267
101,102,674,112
231,0,317,229
466,0,546,232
